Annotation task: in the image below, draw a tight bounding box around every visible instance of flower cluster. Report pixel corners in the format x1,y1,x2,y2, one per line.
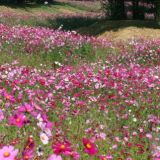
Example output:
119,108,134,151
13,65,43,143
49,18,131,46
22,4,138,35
0,60,159,159
0,24,110,54
108,38,160,66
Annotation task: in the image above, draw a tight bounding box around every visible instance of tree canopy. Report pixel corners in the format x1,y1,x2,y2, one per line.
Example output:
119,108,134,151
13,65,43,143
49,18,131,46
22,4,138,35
101,0,160,21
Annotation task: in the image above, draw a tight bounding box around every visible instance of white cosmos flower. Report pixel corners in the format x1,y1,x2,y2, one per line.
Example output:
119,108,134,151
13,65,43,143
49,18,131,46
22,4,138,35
40,132,49,145
133,118,137,122
44,1,48,5
44,128,52,137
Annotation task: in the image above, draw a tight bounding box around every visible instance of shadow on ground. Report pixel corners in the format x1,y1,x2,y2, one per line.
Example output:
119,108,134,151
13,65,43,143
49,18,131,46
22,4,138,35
0,1,67,10
38,16,102,30
38,15,160,36
77,20,160,36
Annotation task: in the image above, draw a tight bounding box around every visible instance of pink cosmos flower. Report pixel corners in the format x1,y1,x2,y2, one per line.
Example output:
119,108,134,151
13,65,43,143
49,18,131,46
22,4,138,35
22,150,34,160
53,142,72,154
146,133,152,139
82,138,98,155
99,154,113,160
22,136,35,160
0,145,18,160
3,92,15,102
0,109,4,122
64,151,80,160
48,154,63,160
9,113,29,128
17,103,33,113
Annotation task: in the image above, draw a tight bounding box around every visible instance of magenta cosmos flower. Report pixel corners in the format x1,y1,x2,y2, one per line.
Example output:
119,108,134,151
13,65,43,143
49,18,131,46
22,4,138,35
22,136,35,160
53,142,72,154
64,151,80,160
0,145,18,160
9,113,29,128
0,109,4,122
48,154,63,160
99,154,113,160
82,138,98,155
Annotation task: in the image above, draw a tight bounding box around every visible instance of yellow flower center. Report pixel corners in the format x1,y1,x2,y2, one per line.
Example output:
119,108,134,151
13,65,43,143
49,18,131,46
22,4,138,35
60,144,65,149
29,138,33,142
24,155,29,160
41,136,45,140
16,118,20,123
6,95,11,99
86,143,92,149
3,152,10,157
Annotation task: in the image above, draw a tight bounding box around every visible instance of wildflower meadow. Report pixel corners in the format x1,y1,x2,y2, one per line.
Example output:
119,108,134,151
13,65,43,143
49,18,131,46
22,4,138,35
0,0,159,160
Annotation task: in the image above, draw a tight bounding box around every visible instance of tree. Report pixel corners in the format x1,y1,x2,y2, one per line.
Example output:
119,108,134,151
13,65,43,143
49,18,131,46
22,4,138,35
114,0,126,19
154,0,160,22
101,0,160,21
101,0,125,20
133,0,140,19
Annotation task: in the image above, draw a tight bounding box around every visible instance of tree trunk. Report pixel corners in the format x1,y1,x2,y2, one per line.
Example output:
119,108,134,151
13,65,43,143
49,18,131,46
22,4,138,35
133,0,145,20
116,0,126,19
133,0,139,19
109,0,126,19
155,0,160,23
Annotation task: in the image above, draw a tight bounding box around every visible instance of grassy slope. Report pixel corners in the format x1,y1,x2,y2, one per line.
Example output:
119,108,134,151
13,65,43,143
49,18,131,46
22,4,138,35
0,0,102,28
57,0,101,13
78,20,160,41
0,1,90,15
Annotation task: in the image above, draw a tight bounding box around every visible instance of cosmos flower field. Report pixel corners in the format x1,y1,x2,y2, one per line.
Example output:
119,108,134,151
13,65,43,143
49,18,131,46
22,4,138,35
0,23,159,160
